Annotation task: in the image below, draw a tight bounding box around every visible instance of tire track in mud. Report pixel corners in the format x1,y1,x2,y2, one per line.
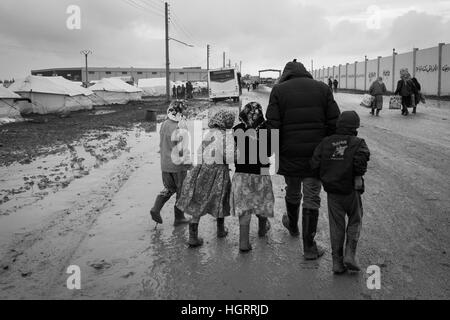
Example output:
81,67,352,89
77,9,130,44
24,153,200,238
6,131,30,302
0,151,147,299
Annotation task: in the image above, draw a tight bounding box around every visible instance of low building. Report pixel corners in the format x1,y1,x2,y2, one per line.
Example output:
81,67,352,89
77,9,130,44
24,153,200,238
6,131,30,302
31,67,208,84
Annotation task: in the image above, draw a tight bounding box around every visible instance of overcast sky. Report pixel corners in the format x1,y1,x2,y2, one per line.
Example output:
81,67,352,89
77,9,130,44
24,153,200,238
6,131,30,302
1,0,450,79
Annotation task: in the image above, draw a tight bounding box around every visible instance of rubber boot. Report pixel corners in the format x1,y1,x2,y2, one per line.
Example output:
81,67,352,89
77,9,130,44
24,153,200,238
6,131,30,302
257,216,271,237
370,108,374,116
217,218,228,238
239,224,252,253
150,195,166,224
332,256,347,274
173,206,190,227
412,107,417,114
344,239,360,271
376,109,380,117
188,223,203,248
302,208,325,260
282,200,300,237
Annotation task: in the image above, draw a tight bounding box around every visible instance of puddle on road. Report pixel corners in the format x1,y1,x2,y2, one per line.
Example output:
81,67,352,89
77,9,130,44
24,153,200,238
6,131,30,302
90,110,117,116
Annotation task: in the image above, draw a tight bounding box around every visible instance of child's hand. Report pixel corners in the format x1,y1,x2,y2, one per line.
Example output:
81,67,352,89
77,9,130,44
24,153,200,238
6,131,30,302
354,176,363,191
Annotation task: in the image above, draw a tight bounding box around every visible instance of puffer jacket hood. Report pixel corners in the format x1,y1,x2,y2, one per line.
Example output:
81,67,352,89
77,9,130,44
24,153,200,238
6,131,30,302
278,59,313,83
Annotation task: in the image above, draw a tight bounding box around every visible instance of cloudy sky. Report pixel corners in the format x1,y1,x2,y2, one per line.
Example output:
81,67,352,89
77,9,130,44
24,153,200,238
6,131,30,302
1,0,450,80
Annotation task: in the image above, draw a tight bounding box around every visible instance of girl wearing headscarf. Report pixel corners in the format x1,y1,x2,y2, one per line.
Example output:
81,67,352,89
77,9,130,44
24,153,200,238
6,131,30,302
231,102,275,252
150,100,191,227
176,109,236,247
395,69,418,116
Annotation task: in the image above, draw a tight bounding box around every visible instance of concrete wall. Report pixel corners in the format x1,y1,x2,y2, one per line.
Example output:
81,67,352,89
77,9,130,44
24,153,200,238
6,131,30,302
366,59,378,88
312,43,450,96
415,47,439,96
442,44,450,95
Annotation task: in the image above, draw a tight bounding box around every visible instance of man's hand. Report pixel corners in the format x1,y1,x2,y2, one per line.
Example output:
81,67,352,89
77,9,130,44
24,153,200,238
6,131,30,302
354,176,363,191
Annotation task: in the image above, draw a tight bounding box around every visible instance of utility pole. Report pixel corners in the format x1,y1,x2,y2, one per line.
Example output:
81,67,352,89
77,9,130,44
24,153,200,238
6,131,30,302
80,50,92,88
311,59,314,74
240,61,242,73
228,59,231,68
165,2,170,102
223,52,225,68
207,44,210,91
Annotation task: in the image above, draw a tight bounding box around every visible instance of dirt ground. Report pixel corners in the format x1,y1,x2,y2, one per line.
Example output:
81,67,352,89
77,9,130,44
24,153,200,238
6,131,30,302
0,89,449,300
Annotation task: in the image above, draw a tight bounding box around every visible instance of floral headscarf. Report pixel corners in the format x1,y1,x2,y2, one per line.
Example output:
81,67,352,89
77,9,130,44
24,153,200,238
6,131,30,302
167,100,187,122
400,68,411,81
239,102,265,129
208,109,235,130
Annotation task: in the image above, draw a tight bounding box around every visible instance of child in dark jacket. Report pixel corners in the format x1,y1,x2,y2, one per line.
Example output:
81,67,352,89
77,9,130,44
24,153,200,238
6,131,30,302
231,102,274,252
311,111,370,274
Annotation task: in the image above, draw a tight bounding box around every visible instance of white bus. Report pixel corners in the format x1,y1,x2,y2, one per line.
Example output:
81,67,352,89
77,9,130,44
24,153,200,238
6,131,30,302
208,68,240,102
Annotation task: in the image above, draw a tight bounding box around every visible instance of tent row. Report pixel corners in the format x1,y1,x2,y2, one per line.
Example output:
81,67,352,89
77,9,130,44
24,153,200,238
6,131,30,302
4,75,145,115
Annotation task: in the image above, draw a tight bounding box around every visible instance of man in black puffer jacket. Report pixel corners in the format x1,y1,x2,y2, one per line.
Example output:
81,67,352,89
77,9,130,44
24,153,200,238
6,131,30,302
266,59,341,260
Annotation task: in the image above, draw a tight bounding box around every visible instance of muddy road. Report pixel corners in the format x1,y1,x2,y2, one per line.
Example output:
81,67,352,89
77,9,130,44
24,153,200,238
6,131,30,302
0,89,449,300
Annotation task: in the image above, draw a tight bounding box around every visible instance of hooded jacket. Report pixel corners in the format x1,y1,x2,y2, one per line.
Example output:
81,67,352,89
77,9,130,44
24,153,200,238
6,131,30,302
310,111,370,195
265,60,341,177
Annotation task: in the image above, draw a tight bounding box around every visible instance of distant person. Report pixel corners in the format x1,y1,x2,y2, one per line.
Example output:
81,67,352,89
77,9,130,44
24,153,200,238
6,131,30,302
181,84,186,99
150,101,191,227
176,85,182,99
411,77,422,114
328,78,333,90
185,81,193,99
265,59,340,260
247,83,251,92
394,69,418,116
333,79,339,93
311,111,370,274
368,77,387,116
172,85,177,98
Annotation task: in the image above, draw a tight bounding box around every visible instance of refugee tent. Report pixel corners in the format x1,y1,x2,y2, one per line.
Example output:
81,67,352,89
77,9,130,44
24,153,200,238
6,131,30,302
138,78,174,97
8,75,94,115
89,78,143,105
0,86,22,122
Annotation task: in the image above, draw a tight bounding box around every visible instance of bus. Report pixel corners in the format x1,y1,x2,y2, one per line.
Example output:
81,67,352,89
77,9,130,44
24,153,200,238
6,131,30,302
208,68,240,102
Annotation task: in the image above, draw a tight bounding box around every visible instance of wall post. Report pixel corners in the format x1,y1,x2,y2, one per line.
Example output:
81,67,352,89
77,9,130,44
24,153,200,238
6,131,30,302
364,55,368,91
377,56,381,79
392,48,397,92
346,63,349,89
354,61,357,90
412,48,418,78
438,43,445,97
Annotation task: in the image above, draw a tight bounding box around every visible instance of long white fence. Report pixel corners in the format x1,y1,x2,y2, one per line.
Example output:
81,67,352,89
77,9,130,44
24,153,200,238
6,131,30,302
312,43,450,96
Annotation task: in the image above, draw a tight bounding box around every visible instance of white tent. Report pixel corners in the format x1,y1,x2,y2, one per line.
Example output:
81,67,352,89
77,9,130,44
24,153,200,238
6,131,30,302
0,86,22,121
89,78,142,105
138,78,174,97
8,76,94,114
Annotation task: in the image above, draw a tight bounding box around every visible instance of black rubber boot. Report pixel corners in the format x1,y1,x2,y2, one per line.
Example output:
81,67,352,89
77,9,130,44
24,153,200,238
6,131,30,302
173,206,190,227
257,216,271,237
344,239,360,271
282,200,300,237
217,218,228,238
188,223,203,248
376,109,380,117
412,107,417,114
150,194,166,224
370,108,374,115
239,224,252,253
332,255,347,274
302,209,325,260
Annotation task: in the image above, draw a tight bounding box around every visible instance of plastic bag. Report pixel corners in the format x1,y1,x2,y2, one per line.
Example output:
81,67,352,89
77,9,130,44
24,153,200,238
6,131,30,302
360,94,375,108
389,96,402,110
